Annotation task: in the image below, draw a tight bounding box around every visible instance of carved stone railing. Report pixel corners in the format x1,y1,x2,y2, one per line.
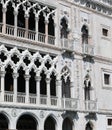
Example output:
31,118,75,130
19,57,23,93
82,44,94,57
62,98,78,110
51,96,58,106
29,94,36,104
94,0,112,6
85,100,98,112
61,38,74,52
48,35,55,45
6,24,14,35
4,91,14,102
17,92,26,103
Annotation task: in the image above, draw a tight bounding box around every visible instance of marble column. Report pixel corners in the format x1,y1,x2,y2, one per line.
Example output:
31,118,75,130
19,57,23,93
25,14,29,38
45,20,48,44
35,17,39,41
14,11,18,37
46,78,51,105
2,7,7,34
25,75,30,104
0,71,5,102
13,73,18,103
35,76,41,104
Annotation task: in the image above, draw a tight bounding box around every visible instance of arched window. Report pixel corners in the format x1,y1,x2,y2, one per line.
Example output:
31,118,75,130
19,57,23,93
40,71,46,95
17,67,25,92
62,118,73,130
44,116,56,130
50,72,56,96
60,17,68,38
18,5,25,28
48,15,54,36
0,4,2,23
17,114,37,130
84,74,91,100
6,2,14,25
5,65,13,91
81,25,89,44
0,114,8,130
61,67,71,98
38,12,45,33
29,9,35,31
86,122,93,130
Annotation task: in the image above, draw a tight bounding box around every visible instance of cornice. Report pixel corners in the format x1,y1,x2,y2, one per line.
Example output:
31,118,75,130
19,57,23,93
74,0,112,17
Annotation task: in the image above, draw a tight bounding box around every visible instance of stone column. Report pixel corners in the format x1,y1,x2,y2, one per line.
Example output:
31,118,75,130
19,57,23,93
70,81,74,98
45,20,48,44
2,7,7,34
56,79,62,107
35,76,41,104
35,17,39,41
25,14,29,38
25,75,30,104
14,11,18,37
0,71,5,102
13,73,18,103
46,78,51,105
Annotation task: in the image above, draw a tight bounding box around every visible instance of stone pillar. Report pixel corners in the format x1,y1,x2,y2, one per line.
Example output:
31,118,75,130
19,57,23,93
25,14,29,38
45,20,48,44
25,75,30,104
70,81,74,98
35,17,39,41
13,73,18,103
35,76,41,104
2,7,7,34
56,79,62,107
14,11,18,37
0,71,5,102
46,78,50,105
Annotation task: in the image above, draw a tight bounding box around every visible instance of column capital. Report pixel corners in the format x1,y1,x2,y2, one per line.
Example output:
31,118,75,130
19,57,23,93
56,80,61,86
13,73,19,79
46,78,51,84
0,71,6,77
2,7,7,13
14,10,18,16
24,75,30,81
35,76,41,81
45,20,49,24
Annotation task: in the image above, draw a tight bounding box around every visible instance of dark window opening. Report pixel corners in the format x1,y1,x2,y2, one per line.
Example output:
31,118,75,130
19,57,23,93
5,65,13,91
38,12,45,33
44,117,55,130
6,2,14,25
0,4,2,23
29,69,36,94
62,76,71,98
60,18,68,38
62,118,73,130
18,5,25,28
108,119,112,126
40,71,46,95
29,9,35,31
23,57,30,66
50,73,56,96
34,59,41,68
11,54,19,64
0,114,8,130
86,123,93,130
48,15,54,36
17,67,25,93
45,61,51,70
104,73,110,85
0,52,7,62
102,28,108,36
17,114,37,130
81,25,88,44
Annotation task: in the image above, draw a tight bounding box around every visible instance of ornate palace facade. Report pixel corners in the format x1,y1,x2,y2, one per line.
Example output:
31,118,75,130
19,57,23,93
0,0,112,130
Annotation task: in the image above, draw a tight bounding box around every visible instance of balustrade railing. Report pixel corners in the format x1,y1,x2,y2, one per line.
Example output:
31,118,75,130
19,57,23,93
94,0,112,5
28,30,36,40
4,91,13,102
17,27,25,38
40,95,47,105
6,24,14,35
0,23,2,33
85,100,97,111
61,38,74,51
82,44,94,56
48,35,55,45
38,33,46,43
29,94,36,104
62,98,78,110
17,92,25,103
51,96,58,106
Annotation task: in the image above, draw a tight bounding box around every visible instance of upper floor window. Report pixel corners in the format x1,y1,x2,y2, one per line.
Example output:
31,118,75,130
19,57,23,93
108,118,112,126
60,18,68,38
102,28,108,36
81,25,89,44
104,73,110,85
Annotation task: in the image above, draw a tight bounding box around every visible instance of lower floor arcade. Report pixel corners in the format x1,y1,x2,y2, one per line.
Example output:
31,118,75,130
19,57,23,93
0,108,96,130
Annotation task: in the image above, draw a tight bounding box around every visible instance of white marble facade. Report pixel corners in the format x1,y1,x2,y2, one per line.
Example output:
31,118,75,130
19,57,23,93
0,0,112,130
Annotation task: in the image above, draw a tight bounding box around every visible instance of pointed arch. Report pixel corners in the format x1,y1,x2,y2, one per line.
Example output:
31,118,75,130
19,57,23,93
85,121,93,130
62,117,73,130
0,113,9,130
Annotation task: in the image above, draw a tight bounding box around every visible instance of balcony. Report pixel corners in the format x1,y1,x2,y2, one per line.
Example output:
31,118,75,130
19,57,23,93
3,91,79,111
84,100,98,112
0,23,55,45
61,38,74,52
93,0,112,6
82,44,94,58
62,98,79,111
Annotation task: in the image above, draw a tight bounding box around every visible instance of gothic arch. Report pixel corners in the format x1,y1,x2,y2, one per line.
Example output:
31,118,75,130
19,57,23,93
62,117,73,130
85,121,93,130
